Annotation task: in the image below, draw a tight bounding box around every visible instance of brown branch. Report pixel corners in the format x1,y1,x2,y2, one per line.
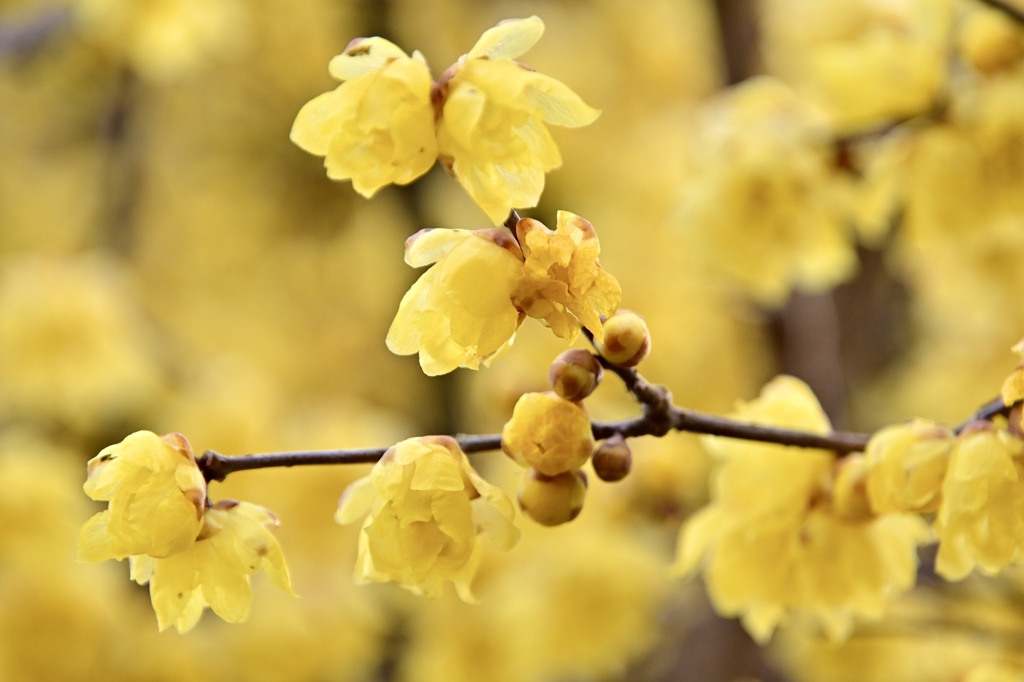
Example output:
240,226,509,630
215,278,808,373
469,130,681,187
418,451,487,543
976,0,1024,24
953,396,1012,434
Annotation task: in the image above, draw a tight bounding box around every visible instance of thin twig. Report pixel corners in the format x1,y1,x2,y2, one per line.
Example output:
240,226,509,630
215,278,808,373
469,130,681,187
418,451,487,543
953,396,1011,434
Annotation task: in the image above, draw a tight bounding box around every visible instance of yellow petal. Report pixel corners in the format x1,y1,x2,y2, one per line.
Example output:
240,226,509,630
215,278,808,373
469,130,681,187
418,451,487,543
335,475,377,525
467,16,544,61
328,36,410,81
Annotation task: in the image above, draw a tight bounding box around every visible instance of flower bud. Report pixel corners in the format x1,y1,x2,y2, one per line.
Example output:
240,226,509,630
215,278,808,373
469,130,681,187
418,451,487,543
517,468,587,526
595,309,650,367
548,349,603,401
960,9,1024,75
502,392,595,475
591,434,632,482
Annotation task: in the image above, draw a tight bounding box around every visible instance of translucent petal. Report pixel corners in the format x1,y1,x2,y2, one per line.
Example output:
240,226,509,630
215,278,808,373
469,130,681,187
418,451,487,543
289,87,350,156
336,475,377,524
329,37,410,81
525,72,601,127
467,16,544,61
404,229,474,268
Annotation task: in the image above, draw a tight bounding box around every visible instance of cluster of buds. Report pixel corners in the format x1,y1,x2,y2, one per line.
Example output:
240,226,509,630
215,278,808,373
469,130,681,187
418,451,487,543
502,345,637,526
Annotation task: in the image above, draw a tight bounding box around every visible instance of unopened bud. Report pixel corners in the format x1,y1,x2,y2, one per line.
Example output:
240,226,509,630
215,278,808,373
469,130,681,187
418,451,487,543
595,309,651,367
591,434,632,482
517,468,588,527
548,349,604,401
960,9,1024,75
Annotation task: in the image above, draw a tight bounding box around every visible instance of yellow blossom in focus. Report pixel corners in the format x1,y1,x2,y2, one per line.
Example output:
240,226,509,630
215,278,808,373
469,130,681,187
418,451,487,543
935,426,1024,581
864,419,954,515
335,436,519,600
130,500,294,633
436,17,601,224
386,228,526,376
78,431,206,562
290,37,437,197
674,376,930,642
502,391,594,476
73,0,249,81
676,78,856,307
512,212,621,342
387,213,620,375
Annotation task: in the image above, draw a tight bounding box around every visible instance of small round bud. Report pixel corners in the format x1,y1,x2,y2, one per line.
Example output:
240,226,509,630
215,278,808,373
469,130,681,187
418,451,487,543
548,349,604,401
960,9,1024,75
595,309,651,367
517,468,588,526
591,434,632,482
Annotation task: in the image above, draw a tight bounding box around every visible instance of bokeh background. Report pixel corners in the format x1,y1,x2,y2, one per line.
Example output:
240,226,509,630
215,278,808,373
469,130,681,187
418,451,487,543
2,0,1024,679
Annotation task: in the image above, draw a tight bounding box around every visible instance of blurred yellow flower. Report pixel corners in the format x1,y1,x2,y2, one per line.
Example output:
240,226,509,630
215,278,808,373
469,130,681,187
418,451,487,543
935,426,1024,581
501,392,594,476
335,436,519,601
512,212,621,343
78,431,206,562
130,500,294,633
0,255,161,430
386,228,526,376
674,376,929,642
290,37,437,198
436,17,600,223
676,77,856,306
73,0,249,81
864,419,954,515
292,17,599,224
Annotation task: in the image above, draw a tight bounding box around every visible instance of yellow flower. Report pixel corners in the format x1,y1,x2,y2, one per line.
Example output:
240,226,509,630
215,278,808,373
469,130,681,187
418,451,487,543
674,376,929,642
290,37,437,197
675,77,856,306
291,17,598,223
385,228,526,376
437,17,600,224
935,426,1024,581
864,419,954,515
129,500,294,633
73,0,249,81
1001,337,1024,407
335,436,519,600
77,431,206,562
512,212,621,342
502,392,594,476
387,213,620,375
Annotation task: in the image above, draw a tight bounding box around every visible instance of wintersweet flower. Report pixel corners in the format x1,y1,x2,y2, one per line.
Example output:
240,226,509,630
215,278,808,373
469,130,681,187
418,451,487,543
674,376,930,642
935,425,1024,581
335,436,519,600
864,419,954,515
290,37,437,197
77,431,206,562
436,17,600,223
387,213,620,375
502,392,594,476
130,500,293,633
386,228,526,376
512,212,621,343
291,17,599,224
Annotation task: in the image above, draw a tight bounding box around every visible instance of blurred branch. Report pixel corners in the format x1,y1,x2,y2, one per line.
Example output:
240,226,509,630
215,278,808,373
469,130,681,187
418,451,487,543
954,396,1012,433
976,0,1024,24
0,8,70,58
711,0,760,84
